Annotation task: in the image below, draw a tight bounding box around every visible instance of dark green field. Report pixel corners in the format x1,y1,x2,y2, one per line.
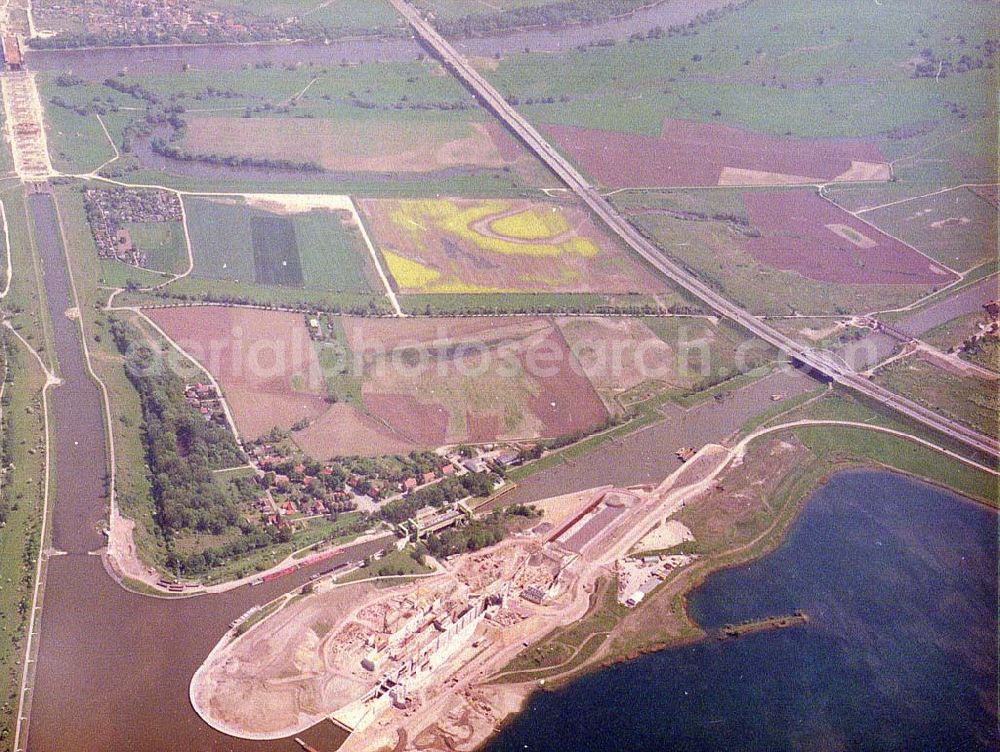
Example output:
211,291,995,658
184,197,377,293
250,215,303,286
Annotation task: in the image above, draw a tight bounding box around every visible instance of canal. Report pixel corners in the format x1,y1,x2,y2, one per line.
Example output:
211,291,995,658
25,192,377,751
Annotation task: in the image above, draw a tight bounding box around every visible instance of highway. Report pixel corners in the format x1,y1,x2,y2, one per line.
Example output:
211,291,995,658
389,0,998,461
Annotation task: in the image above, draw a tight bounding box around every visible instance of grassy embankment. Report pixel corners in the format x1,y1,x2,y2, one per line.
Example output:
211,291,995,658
0,333,50,748
53,186,378,584
0,187,56,749
920,312,999,374
862,361,997,458
336,547,433,584
493,388,996,686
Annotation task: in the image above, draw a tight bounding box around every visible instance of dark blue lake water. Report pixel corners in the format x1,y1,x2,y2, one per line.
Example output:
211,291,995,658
484,470,998,752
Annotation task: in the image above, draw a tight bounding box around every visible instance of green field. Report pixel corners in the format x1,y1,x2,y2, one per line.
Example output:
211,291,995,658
206,0,400,35
874,357,998,439
920,311,994,363
2,190,55,364
483,0,997,145
418,0,663,36
858,188,996,272
183,196,376,293
398,291,672,315
96,260,172,291
123,221,188,275
42,103,116,174
128,276,387,314
0,335,49,747
480,0,997,198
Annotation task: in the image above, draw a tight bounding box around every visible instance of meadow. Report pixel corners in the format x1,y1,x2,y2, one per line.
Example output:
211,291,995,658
874,357,998,438
483,0,996,138
123,221,188,275
858,188,997,272
183,196,377,293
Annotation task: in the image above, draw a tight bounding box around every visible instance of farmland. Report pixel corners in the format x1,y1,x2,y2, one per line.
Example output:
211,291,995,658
555,315,774,408
742,190,954,286
857,188,997,272
183,194,378,293
140,308,631,457
618,189,943,315
361,198,662,294
143,306,330,440
541,119,890,189
37,60,553,195
181,117,517,174
343,316,609,447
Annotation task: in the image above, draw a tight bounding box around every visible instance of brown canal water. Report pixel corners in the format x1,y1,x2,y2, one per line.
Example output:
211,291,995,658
24,192,389,751
23,189,818,750
498,367,816,507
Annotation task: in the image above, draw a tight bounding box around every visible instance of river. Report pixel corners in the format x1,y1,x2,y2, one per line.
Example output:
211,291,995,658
484,470,999,752
25,0,739,79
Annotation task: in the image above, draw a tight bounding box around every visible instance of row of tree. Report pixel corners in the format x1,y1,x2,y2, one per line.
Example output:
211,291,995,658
377,472,495,524
110,319,251,536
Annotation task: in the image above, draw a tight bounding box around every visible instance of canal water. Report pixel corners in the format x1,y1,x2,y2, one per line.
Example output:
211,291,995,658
485,470,999,752
26,192,384,751
26,191,996,750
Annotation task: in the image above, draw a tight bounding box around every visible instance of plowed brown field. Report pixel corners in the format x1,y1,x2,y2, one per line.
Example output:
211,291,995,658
543,118,889,188
742,191,956,285
144,306,329,440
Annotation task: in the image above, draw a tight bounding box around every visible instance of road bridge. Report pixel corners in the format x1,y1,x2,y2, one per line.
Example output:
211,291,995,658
388,0,998,461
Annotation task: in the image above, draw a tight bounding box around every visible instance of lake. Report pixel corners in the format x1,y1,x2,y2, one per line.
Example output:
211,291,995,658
485,470,999,752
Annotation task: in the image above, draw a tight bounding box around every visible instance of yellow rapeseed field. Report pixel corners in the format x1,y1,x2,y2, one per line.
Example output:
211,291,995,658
390,199,598,258
383,250,441,288
383,249,510,293
489,207,570,240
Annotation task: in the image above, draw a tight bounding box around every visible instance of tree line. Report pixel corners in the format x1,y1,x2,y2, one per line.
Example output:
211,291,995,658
110,319,250,538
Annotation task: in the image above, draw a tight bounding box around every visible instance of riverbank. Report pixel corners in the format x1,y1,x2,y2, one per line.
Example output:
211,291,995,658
482,469,998,751
313,418,997,752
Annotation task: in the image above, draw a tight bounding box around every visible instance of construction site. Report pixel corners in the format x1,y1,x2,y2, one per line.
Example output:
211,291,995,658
1,65,52,180
189,443,730,749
